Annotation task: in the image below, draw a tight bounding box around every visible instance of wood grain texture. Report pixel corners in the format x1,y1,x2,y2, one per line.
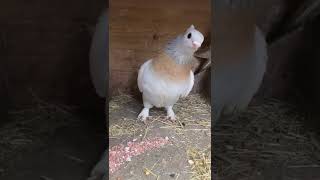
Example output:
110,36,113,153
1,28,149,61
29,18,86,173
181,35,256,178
109,0,211,96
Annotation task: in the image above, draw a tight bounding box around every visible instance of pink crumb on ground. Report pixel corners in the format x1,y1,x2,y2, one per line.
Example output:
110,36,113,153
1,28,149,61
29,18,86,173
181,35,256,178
109,137,170,174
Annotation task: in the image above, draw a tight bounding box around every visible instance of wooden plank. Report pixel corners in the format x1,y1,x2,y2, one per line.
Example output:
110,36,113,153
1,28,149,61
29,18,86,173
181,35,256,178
109,0,211,96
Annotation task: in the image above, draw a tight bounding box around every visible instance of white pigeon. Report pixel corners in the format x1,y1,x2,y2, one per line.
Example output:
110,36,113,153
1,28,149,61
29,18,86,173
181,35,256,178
137,25,204,121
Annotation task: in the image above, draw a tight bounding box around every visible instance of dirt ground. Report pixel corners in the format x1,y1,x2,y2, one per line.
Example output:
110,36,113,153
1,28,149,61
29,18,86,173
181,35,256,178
108,94,211,180
3,92,319,180
0,100,106,180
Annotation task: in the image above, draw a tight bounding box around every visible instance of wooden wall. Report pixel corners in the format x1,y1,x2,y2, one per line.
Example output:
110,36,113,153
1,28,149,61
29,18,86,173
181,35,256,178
0,0,308,111
109,0,211,96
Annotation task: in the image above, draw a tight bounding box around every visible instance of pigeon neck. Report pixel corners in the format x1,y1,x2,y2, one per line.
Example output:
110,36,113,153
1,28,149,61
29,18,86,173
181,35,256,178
164,35,194,65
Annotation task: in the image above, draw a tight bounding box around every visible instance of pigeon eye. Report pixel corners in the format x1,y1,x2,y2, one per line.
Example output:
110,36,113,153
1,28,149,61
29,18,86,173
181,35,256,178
187,33,192,39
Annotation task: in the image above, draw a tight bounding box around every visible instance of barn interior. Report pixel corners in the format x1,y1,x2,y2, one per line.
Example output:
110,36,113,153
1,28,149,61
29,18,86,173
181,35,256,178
213,0,320,180
108,0,320,179
108,0,211,179
1,0,320,179
0,0,107,179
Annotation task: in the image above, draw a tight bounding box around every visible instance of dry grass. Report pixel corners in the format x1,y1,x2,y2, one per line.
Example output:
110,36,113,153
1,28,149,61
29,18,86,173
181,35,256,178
175,94,211,122
143,159,161,179
187,146,211,180
0,89,78,163
214,99,319,179
108,93,211,134
109,120,141,137
109,91,135,112
108,93,212,179
108,92,143,138
155,94,211,134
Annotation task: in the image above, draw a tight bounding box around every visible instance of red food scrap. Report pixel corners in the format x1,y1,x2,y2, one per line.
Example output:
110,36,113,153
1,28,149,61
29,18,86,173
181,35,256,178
109,137,169,174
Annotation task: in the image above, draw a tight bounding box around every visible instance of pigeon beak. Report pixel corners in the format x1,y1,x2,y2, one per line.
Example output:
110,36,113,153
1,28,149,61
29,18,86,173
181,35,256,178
192,41,201,49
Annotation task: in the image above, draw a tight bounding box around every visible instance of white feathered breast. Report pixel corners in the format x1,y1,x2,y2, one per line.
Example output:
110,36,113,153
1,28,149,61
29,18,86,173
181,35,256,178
137,59,194,108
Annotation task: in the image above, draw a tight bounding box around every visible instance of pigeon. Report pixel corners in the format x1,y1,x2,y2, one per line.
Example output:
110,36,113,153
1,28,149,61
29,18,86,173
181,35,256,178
137,25,204,121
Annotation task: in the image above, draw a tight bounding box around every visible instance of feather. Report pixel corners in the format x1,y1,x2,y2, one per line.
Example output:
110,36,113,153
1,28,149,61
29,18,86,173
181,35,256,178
137,25,204,121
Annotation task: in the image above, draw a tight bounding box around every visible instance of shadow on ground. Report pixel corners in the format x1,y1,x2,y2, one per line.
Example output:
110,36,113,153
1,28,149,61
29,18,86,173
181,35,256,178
0,100,106,180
